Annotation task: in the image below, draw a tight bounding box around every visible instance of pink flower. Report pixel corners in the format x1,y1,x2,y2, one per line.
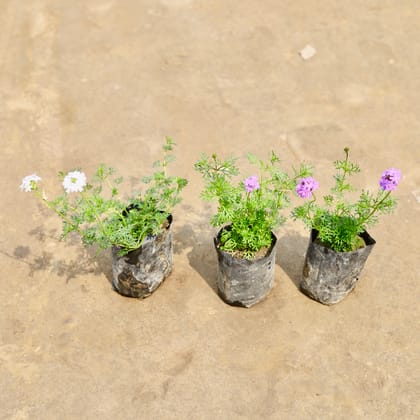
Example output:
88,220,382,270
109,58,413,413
379,168,401,191
243,175,260,193
296,177,319,199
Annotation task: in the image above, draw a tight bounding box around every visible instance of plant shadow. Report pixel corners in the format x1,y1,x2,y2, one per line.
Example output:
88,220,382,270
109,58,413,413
174,221,218,295
8,224,112,284
276,230,309,289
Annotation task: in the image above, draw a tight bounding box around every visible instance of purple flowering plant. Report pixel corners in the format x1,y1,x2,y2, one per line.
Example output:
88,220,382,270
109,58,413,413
292,148,401,252
20,138,187,255
194,152,311,259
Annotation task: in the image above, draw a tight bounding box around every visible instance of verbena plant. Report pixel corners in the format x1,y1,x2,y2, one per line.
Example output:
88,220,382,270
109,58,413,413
194,152,312,259
20,138,188,255
292,147,401,252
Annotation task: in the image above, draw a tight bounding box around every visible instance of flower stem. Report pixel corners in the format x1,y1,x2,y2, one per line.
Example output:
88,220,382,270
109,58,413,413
358,190,392,227
80,191,109,240
35,190,84,235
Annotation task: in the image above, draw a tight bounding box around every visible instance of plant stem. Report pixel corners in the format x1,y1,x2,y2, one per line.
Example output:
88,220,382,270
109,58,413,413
80,191,109,241
105,178,114,193
306,192,317,222
35,190,84,235
358,190,391,227
335,148,350,216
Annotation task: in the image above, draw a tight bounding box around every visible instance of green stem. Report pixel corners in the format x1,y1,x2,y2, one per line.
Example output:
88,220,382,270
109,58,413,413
35,190,84,235
335,148,350,216
341,147,350,189
80,191,109,240
303,192,317,228
105,178,114,193
358,190,391,227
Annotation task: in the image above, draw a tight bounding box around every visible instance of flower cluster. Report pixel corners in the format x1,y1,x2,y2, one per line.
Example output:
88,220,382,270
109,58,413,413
195,152,312,259
20,174,42,192
243,175,260,193
62,171,87,193
296,177,319,199
20,138,187,255
379,168,401,191
292,148,401,252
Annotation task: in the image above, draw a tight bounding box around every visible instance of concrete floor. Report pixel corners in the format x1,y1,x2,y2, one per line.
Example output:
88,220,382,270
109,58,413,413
1,1,419,418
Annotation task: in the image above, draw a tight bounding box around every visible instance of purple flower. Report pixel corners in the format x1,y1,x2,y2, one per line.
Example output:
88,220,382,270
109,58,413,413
244,175,260,193
296,177,319,199
379,168,401,191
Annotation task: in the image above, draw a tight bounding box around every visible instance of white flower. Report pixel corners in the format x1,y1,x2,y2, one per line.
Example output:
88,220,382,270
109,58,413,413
20,174,42,192
62,170,87,193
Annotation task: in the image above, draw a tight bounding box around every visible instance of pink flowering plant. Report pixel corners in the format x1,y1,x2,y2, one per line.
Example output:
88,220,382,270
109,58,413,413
292,148,401,252
20,138,188,255
194,152,311,259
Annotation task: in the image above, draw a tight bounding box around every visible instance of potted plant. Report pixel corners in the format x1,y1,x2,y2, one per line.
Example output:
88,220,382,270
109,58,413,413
292,147,401,305
19,138,188,298
194,152,311,307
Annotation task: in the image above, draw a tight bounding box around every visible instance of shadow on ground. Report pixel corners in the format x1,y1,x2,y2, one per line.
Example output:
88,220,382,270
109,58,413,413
7,224,112,284
10,221,309,299
276,231,308,289
174,220,218,295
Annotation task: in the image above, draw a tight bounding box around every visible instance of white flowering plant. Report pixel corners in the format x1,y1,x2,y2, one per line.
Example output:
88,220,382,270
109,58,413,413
292,147,401,252
20,138,188,255
194,152,312,259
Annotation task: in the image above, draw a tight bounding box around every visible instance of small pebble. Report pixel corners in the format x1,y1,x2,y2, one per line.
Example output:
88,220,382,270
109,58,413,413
300,44,317,60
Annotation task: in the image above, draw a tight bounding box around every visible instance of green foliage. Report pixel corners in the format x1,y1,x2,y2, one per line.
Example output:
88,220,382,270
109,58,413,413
194,152,312,259
31,138,187,255
292,148,399,252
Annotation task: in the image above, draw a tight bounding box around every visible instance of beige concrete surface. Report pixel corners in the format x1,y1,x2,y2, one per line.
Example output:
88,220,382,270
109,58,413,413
1,1,419,418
